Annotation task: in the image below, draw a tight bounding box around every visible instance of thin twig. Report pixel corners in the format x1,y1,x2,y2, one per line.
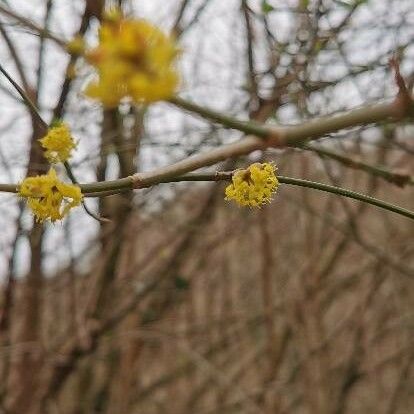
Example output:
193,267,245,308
304,144,414,187
2,173,412,220
0,4,65,47
0,63,47,132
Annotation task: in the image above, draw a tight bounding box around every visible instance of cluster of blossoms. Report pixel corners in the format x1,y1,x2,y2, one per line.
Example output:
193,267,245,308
225,163,279,207
18,123,82,222
39,123,77,164
18,11,278,222
18,11,181,222
84,9,180,107
19,169,82,222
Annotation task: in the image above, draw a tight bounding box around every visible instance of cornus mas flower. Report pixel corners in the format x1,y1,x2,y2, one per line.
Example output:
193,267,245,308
39,123,77,164
84,9,180,107
66,35,85,56
225,162,279,207
18,168,82,222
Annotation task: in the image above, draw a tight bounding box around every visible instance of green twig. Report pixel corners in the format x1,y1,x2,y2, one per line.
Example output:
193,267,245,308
29,173,414,220
4,172,413,220
276,176,414,220
304,144,414,187
63,161,110,223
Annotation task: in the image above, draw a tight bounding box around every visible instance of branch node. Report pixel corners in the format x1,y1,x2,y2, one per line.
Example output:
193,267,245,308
389,56,414,118
265,127,285,148
131,174,144,189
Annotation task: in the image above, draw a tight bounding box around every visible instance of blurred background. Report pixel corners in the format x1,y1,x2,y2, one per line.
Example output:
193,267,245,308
0,0,413,413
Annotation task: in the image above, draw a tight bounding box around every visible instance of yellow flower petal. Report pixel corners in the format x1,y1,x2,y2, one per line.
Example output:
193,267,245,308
66,35,85,55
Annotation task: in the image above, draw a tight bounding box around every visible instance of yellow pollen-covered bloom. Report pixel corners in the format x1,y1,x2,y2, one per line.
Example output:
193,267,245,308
66,35,85,55
84,9,180,107
39,123,77,164
225,162,279,207
18,168,83,222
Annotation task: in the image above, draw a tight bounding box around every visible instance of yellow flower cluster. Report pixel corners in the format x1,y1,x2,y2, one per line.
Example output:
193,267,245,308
39,123,76,164
225,162,279,207
66,35,85,56
21,122,80,222
85,9,179,107
18,169,82,223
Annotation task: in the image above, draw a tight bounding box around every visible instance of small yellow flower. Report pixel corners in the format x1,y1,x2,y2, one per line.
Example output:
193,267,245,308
18,168,83,222
225,162,279,207
66,63,77,80
66,35,85,55
39,123,76,164
84,9,180,106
